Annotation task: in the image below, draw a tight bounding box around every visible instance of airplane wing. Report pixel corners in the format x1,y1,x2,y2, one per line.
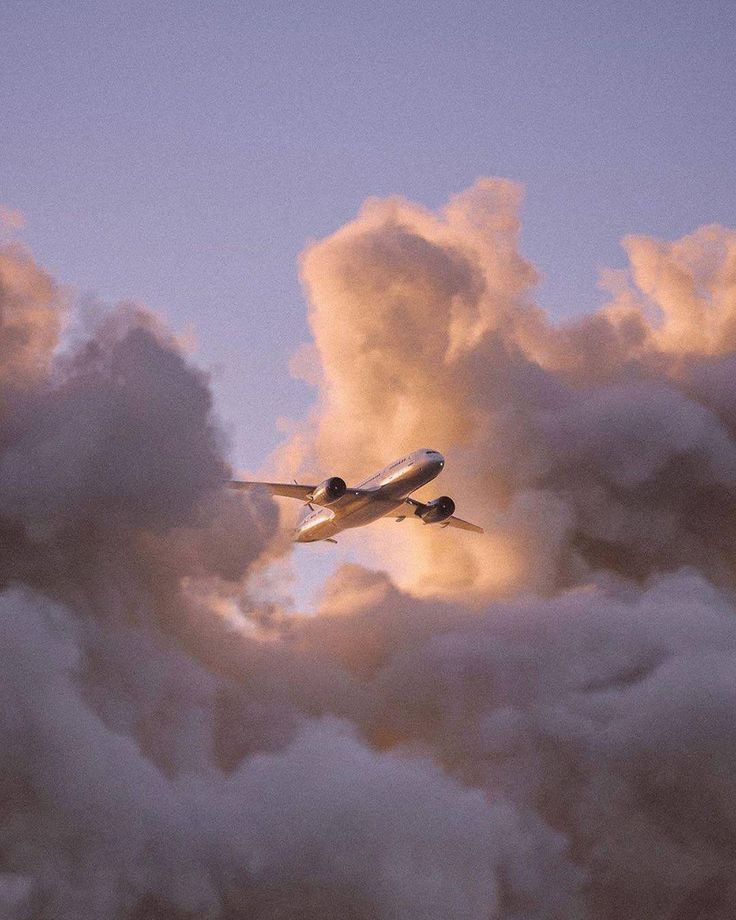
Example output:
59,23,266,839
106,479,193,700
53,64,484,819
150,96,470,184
228,481,373,505
393,497,485,534
228,481,316,501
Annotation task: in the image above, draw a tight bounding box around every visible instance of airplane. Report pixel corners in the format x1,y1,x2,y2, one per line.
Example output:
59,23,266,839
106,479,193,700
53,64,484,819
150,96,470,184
229,448,483,543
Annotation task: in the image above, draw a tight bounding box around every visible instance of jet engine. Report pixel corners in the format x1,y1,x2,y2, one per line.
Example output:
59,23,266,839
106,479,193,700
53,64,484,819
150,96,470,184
418,496,455,524
310,477,347,505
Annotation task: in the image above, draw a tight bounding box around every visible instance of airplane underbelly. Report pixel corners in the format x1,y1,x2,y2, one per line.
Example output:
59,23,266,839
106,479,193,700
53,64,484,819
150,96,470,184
336,500,404,530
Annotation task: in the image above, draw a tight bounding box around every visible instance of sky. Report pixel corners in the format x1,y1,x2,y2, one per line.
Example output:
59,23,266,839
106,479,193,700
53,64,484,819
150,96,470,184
3,0,736,471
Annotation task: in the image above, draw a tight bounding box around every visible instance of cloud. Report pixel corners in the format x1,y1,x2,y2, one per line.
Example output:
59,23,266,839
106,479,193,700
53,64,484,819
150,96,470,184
0,242,62,386
0,206,25,237
278,564,736,919
2,589,553,920
288,179,736,598
0,256,276,623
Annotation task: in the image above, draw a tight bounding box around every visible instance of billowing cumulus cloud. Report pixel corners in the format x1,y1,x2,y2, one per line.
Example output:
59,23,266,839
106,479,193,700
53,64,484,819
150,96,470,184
2,590,543,920
284,564,736,919
0,242,61,386
290,179,736,597
3,190,736,920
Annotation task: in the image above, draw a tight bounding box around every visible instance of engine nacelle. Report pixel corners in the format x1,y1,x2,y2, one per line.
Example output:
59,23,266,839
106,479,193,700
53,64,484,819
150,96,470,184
418,496,455,524
310,476,347,506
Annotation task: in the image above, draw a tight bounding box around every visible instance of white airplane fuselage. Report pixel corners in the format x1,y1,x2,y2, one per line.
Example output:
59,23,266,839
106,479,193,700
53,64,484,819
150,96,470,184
295,448,444,542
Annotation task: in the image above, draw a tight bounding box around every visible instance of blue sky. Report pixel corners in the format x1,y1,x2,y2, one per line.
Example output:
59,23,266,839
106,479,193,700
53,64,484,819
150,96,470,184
3,0,735,471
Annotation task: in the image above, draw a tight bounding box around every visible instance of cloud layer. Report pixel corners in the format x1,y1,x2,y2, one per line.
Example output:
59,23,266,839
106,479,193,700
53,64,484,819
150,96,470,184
2,185,736,920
